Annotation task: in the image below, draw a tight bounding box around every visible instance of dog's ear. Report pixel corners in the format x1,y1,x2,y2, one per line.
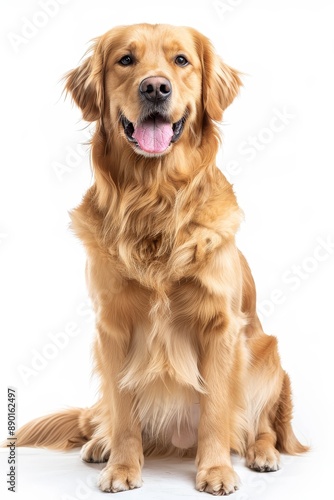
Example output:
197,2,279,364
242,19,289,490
65,38,104,122
200,35,242,121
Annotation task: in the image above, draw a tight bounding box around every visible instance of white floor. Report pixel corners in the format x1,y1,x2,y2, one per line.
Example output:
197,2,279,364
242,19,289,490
0,446,328,500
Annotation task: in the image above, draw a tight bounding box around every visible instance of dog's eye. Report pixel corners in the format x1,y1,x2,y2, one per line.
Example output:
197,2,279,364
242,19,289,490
119,55,133,66
175,55,189,67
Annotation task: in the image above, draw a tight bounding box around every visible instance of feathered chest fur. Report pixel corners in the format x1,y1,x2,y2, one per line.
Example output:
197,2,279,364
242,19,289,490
104,182,207,288
115,191,175,264
71,169,242,294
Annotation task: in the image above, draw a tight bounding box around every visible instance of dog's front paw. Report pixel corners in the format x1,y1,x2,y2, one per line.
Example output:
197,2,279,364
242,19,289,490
196,465,239,496
194,228,223,262
246,441,280,472
98,464,143,493
171,226,223,276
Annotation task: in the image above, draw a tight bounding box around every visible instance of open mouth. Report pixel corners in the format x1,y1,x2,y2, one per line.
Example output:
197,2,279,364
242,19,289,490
121,113,186,155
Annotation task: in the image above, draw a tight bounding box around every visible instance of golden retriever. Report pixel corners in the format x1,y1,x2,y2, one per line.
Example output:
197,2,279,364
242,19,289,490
16,24,308,495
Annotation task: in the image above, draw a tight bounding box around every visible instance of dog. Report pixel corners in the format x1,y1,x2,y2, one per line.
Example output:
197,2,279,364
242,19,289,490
15,24,308,495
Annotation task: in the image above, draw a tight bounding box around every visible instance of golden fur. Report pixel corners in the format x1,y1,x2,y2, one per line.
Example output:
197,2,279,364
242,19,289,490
15,24,308,495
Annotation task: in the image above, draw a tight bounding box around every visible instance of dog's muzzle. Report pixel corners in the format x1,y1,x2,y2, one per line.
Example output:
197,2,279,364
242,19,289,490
121,75,186,155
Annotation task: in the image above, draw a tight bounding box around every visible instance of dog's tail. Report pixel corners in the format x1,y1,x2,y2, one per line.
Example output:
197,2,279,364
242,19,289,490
13,407,95,450
274,372,309,455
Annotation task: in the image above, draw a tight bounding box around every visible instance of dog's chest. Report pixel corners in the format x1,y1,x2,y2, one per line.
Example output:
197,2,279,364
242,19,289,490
109,204,179,286
118,318,202,443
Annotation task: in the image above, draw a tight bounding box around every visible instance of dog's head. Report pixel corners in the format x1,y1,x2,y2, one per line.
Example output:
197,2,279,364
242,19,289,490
66,24,241,157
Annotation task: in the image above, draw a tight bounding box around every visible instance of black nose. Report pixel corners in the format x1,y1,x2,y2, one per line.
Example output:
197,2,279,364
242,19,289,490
139,76,172,102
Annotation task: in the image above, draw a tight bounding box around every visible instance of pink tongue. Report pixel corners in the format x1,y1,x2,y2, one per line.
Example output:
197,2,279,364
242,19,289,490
133,116,173,153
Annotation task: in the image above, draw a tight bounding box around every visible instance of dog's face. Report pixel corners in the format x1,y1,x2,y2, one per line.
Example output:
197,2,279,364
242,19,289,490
107,26,203,156
66,24,241,157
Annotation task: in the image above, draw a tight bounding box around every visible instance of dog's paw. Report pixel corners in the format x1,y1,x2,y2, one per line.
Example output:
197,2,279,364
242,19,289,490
98,464,143,493
80,439,110,463
171,226,223,276
194,228,223,262
246,441,280,472
196,465,239,496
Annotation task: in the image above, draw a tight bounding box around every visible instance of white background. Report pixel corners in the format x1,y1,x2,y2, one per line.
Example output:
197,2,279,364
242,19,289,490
1,0,334,499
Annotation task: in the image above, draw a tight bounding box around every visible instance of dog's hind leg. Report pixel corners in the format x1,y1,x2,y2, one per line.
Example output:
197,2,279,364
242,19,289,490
80,437,110,463
246,409,281,472
245,334,308,472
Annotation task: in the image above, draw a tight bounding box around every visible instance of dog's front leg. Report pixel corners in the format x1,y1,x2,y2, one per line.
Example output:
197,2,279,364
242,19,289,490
196,324,240,496
95,324,143,493
195,244,244,495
